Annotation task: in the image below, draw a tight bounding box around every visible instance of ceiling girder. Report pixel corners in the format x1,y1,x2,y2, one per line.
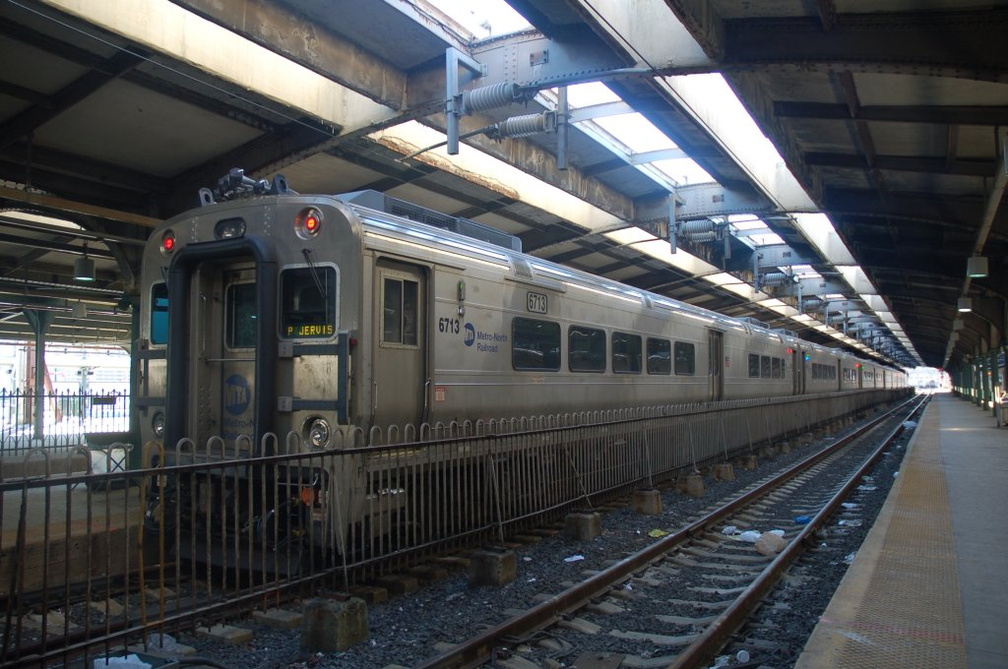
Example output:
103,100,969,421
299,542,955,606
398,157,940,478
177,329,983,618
0,50,145,151
805,152,995,178
774,102,1008,126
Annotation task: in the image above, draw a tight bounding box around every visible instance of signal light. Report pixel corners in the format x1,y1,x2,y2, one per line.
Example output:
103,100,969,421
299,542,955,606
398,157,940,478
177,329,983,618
161,231,176,255
296,208,323,239
305,212,320,233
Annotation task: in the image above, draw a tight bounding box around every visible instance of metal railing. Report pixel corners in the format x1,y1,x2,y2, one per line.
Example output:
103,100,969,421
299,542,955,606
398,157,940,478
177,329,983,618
0,390,131,456
0,389,906,667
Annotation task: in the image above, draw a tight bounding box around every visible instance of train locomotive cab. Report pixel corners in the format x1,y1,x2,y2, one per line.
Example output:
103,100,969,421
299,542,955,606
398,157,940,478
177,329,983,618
138,174,361,565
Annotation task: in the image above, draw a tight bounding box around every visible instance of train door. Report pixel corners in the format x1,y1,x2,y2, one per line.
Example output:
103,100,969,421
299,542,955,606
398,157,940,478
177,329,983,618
707,330,723,401
373,260,428,428
164,240,279,457
215,268,258,451
791,348,803,395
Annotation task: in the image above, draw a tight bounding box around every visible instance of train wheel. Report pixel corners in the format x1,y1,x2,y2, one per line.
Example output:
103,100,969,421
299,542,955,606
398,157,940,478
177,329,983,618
256,502,321,577
142,484,177,567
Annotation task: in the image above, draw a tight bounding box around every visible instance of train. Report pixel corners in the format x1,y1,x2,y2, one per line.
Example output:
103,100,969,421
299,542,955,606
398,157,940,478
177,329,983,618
135,169,907,563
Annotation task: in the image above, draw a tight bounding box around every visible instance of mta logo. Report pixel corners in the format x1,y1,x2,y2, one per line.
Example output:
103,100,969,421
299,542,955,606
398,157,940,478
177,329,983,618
464,323,476,347
224,374,251,415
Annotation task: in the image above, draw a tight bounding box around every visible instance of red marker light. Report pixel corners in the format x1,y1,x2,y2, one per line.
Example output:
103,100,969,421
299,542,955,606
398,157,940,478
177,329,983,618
296,208,323,238
305,213,320,233
161,231,176,254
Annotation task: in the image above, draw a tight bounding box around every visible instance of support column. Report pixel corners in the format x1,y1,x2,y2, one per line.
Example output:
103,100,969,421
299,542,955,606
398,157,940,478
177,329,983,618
23,309,55,442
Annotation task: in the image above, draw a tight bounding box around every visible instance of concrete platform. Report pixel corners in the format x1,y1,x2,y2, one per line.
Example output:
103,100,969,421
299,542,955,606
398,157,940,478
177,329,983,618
796,392,1008,668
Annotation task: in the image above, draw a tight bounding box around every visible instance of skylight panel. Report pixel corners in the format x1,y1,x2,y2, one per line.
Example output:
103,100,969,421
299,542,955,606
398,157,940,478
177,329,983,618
565,82,621,106
650,158,714,186
428,0,531,37
593,115,675,152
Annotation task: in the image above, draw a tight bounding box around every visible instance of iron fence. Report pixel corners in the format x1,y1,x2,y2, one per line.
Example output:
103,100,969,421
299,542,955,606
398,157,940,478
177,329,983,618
0,389,906,667
0,390,131,455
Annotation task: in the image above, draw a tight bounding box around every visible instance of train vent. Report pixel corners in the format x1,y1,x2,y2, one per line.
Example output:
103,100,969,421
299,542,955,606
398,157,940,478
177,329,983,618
337,190,522,252
511,256,534,278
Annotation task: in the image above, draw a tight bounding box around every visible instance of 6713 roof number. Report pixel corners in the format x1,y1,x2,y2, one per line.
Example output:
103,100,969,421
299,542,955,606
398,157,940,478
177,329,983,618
527,291,548,314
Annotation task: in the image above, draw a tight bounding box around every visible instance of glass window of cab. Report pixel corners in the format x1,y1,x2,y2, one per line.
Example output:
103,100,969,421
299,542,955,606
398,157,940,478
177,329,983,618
281,266,338,339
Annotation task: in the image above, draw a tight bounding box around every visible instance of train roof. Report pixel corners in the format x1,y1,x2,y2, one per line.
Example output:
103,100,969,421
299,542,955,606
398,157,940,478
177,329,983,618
336,191,873,362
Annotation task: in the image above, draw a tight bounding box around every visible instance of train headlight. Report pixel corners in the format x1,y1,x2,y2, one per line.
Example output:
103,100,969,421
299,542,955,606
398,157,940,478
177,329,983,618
160,231,176,256
214,217,246,239
151,411,166,437
303,416,331,448
295,208,323,239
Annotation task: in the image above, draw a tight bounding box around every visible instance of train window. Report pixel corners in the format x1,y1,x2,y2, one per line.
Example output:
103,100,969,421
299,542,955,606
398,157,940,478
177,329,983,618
772,357,782,379
512,317,560,371
226,283,257,348
612,332,642,374
674,342,695,376
281,267,337,339
647,338,671,375
382,277,418,346
760,355,771,378
150,283,168,345
748,354,760,378
569,325,606,372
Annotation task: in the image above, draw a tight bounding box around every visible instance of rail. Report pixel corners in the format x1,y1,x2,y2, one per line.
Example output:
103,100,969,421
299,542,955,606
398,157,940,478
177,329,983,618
414,393,926,668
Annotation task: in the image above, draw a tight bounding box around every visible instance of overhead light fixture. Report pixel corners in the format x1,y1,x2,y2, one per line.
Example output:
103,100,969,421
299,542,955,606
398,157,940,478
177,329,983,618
74,243,95,282
957,297,972,313
967,256,988,278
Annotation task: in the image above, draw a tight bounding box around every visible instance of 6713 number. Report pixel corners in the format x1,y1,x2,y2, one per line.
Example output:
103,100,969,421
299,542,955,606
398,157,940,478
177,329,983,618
438,317,460,334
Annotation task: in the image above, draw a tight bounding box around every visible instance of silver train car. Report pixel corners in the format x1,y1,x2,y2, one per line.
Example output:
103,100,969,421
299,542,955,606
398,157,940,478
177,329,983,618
137,173,904,452
136,171,906,557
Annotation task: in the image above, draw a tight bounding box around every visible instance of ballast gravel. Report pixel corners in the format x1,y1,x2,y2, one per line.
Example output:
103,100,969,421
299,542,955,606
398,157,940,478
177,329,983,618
161,418,914,669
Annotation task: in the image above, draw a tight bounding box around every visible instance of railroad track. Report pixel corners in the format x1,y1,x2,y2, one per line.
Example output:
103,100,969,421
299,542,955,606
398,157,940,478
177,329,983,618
1,397,919,668
415,394,926,668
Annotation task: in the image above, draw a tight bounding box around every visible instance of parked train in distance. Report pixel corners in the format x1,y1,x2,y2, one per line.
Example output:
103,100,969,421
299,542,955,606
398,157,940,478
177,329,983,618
136,169,906,458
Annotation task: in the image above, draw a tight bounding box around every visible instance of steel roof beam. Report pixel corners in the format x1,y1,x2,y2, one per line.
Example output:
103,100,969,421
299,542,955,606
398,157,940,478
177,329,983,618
805,152,995,178
774,102,1008,126
720,10,1008,82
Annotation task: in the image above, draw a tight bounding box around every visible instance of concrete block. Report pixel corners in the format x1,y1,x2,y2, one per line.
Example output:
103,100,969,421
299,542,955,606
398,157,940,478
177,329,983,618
197,623,253,644
711,463,735,481
776,441,791,454
410,564,449,582
632,489,662,515
565,512,602,540
300,597,368,652
737,455,758,470
374,574,419,596
679,474,705,498
253,608,302,630
468,548,516,587
349,585,388,605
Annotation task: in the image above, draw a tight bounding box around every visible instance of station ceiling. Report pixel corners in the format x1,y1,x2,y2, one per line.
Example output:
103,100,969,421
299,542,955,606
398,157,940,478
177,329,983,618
1,0,1006,370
